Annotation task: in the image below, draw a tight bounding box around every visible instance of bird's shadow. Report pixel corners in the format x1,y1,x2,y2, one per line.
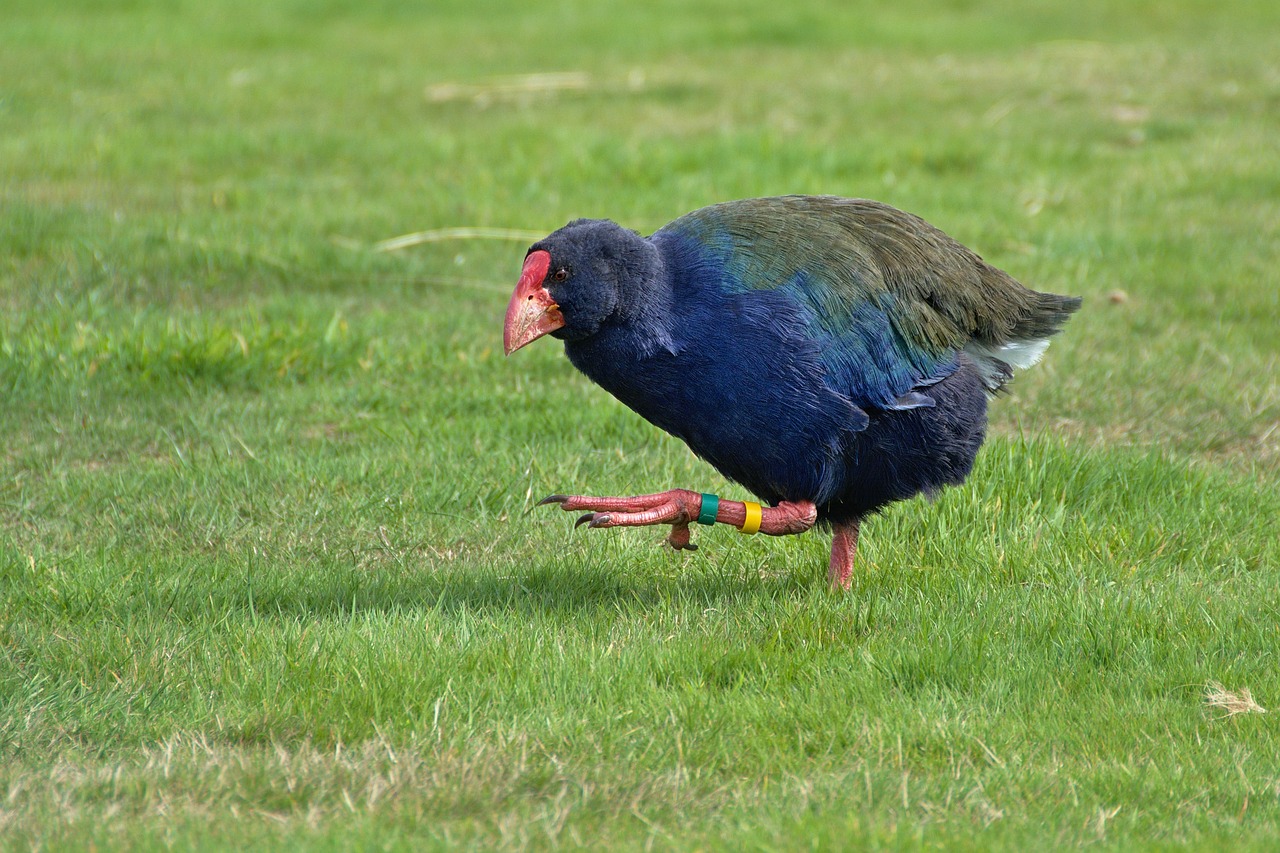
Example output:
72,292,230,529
227,557,824,624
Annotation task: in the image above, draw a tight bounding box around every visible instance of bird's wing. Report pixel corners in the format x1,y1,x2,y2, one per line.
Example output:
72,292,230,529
656,195,1072,411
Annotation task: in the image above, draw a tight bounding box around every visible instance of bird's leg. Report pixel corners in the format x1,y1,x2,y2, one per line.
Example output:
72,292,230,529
538,489,816,551
828,521,860,590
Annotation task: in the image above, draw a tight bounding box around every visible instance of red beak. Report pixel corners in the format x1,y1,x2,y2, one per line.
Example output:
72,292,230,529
503,250,565,354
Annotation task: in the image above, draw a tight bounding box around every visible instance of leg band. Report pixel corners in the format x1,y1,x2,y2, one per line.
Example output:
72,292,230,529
696,493,719,526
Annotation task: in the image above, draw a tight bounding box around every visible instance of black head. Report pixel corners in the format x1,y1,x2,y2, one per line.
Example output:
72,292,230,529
529,218,659,341
504,219,660,354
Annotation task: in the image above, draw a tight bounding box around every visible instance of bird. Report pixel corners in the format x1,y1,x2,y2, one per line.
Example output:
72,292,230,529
503,195,1081,589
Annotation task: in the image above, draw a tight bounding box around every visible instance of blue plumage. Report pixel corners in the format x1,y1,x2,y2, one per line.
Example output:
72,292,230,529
656,217,959,415
559,226,979,522
504,196,1081,585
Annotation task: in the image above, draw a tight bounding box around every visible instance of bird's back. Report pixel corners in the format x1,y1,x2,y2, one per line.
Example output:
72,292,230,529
657,196,1081,399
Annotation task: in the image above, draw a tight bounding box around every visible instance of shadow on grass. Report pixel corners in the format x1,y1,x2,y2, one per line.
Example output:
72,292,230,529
200,556,827,624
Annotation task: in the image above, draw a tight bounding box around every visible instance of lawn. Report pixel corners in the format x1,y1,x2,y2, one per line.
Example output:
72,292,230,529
2,0,1279,848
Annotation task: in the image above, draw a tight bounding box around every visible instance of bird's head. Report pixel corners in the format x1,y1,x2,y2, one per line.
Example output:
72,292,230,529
503,218,655,354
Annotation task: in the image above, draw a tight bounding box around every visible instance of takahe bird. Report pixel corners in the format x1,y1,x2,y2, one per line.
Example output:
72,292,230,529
503,196,1080,589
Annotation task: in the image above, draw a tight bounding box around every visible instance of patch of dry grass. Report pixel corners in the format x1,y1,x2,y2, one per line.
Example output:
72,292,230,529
1205,683,1267,719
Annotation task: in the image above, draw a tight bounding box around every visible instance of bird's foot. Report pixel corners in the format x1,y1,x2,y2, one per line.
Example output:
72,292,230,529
537,489,817,550
537,489,702,550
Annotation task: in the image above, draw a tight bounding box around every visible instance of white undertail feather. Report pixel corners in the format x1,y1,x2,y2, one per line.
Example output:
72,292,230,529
964,338,1052,392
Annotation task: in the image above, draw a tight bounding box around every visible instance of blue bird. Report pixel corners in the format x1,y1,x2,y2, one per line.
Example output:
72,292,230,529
504,196,1081,588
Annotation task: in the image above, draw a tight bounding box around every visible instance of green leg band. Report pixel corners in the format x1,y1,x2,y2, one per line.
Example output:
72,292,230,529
696,493,719,526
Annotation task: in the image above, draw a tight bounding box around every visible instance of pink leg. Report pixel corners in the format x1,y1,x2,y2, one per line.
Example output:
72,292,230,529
828,521,860,590
539,489,816,550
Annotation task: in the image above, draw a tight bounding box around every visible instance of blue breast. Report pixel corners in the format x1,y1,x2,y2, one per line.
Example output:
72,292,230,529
564,234,868,507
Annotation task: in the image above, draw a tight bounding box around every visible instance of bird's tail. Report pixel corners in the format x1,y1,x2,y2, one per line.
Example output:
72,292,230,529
965,290,1082,391
1009,291,1084,341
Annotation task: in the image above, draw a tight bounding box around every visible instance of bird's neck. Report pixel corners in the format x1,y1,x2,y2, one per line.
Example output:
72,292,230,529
598,240,675,354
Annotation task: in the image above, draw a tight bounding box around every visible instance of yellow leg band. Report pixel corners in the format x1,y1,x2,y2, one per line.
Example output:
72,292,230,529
739,501,762,535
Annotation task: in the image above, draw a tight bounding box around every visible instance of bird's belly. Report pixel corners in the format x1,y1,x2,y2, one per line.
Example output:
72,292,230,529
567,340,857,506
567,336,992,521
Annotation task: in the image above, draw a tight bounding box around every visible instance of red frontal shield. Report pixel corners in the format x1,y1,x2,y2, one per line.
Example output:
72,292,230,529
503,250,565,354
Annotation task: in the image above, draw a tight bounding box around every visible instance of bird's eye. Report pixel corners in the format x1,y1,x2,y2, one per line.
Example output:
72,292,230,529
551,268,570,283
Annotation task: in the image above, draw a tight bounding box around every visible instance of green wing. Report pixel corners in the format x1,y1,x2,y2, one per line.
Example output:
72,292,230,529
658,195,1079,407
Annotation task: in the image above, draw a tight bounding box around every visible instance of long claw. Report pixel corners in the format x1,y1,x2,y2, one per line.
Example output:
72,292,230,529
574,512,596,528
538,494,569,506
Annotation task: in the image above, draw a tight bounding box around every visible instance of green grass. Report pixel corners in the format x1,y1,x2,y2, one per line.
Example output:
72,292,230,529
2,0,1279,848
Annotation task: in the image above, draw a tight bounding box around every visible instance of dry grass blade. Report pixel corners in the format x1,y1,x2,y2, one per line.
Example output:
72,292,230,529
373,227,547,253
1205,682,1266,717
426,71,591,103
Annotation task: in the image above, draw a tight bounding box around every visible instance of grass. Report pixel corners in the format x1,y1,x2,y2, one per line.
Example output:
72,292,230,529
2,0,1278,848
